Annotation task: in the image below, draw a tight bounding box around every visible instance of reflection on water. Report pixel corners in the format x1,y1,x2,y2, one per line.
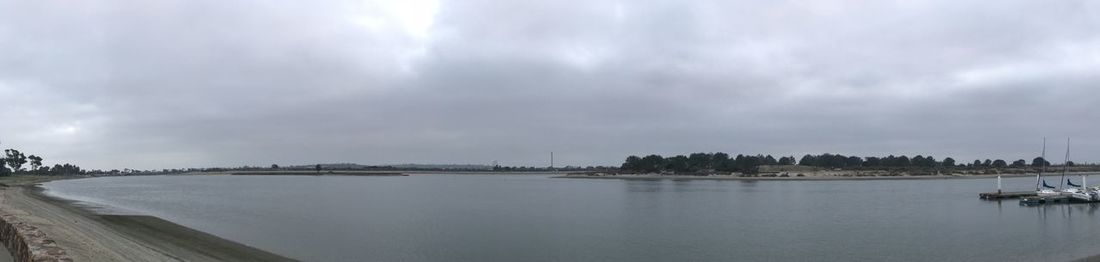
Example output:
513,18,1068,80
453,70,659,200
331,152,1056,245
42,175,1100,262
1029,202,1100,219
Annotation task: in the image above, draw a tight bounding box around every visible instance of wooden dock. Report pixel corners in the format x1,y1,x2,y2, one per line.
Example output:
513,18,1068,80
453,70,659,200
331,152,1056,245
979,191,1037,200
1019,194,1100,206
1019,194,1080,205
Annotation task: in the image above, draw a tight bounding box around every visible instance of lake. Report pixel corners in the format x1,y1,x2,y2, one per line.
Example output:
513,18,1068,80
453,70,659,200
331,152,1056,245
41,174,1100,261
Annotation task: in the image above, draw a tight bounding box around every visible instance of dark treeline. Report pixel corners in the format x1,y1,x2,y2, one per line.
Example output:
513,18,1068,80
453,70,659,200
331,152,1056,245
1,147,87,176
620,153,787,174
620,152,1060,174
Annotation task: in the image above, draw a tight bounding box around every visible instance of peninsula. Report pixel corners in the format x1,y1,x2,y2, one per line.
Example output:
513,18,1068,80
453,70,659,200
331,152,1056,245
559,152,1100,180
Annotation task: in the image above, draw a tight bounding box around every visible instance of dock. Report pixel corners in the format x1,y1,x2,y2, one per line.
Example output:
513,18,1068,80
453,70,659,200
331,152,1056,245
1019,194,1100,206
979,191,1037,200
1019,195,1070,205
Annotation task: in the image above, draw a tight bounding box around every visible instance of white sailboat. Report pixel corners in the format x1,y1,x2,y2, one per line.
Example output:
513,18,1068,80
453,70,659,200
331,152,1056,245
1035,138,1060,197
1064,180,1098,201
1057,138,1100,202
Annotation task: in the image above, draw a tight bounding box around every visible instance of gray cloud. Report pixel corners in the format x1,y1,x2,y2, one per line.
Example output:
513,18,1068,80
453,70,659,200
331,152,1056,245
1,0,1099,169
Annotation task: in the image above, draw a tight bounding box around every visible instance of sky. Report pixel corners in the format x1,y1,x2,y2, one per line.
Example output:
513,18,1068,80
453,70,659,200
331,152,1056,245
1,0,1099,170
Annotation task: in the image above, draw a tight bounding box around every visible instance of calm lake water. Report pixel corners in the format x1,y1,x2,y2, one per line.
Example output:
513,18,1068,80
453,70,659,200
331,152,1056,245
41,174,1100,261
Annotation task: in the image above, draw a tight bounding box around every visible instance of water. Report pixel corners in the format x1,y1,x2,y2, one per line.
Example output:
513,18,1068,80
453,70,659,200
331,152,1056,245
41,174,1100,261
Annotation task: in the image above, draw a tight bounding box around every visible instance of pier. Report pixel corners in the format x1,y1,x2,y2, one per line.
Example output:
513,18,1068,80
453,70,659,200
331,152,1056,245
1019,195,1072,205
1018,193,1100,206
978,176,1037,200
979,191,1037,200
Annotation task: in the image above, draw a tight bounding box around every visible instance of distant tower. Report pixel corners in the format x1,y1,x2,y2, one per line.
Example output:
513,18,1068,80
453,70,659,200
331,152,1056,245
550,152,555,170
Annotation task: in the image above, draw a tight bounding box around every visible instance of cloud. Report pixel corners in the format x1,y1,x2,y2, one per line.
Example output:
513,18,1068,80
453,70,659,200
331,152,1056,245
1,0,1098,169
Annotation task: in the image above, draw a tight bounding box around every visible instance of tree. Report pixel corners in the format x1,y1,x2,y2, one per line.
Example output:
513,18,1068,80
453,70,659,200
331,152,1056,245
28,155,43,171
734,154,762,174
982,159,992,167
864,157,881,167
639,155,666,173
778,156,796,165
315,164,322,174
992,159,1007,168
271,164,280,169
846,156,863,167
763,155,778,165
1010,159,1027,168
3,149,26,172
1067,161,1076,167
665,155,691,173
896,155,910,167
913,155,926,167
798,154,816,166
923,156,937,168
943,157,956,167
621,156,642,172
1032,157,1050,167
687,153,712,171
0,165,9,177
818,153,843,168
49,163,84,176
711,153,734,172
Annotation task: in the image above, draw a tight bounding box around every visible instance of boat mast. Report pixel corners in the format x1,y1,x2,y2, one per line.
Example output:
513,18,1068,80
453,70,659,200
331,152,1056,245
1059,138,1070,189
1035,137,1046,191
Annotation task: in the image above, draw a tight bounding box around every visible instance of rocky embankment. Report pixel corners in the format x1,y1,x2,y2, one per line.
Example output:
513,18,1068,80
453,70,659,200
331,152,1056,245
0,196,72,262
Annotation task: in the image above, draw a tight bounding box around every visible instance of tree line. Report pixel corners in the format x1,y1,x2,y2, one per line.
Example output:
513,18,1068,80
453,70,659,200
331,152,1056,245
796,153,1054,169
0,147,86,176
620,152,1061,174
620,153,788,174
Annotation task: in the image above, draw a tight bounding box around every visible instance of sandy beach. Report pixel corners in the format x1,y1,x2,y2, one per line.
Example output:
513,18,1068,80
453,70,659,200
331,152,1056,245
0,180,294,261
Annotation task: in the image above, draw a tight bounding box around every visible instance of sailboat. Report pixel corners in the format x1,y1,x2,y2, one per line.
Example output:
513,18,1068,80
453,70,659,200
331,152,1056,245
1065,178,1098,202
1035,138,1060,197
1055,138,1100,202
1038,181,1059,196
1066,184,1097,202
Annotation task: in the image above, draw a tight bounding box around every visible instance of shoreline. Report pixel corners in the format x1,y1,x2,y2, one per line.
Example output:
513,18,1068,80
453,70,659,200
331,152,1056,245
226,170,407,176
0,180,294,261
552,172,1098,181
6,173,1100,261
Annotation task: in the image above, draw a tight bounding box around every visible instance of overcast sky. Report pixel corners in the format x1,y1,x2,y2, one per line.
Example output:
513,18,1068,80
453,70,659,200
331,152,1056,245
1,0,1099,170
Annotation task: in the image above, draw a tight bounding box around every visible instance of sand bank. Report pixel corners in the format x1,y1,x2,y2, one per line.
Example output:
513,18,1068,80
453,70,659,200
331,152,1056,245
0,184,294,261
